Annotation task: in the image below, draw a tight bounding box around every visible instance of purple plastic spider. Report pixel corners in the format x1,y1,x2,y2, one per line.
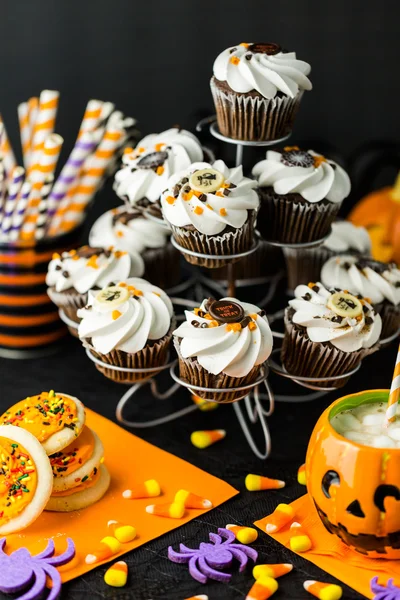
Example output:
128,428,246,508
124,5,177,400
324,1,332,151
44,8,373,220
168,527,258,584
371,576,400,600
0,537,75,600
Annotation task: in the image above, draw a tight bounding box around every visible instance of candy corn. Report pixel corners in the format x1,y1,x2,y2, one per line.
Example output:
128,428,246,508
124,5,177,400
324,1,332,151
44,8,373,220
226,524,258,544
265,503,295,533
191,394,218,411
146,502,185,519
108,520,136,543
289,522,312,552
85,536,121,565
304,580,343,600
246,575,278,600
298,464,307,485
253,564,293,580
245,474,285,492
174,489,212,509
191,429,226,449
122,479,161,499
104,561,128,587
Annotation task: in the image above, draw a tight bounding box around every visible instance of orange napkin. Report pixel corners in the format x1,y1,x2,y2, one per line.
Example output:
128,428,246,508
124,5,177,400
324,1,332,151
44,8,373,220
4,408,238,582
255,494,400,600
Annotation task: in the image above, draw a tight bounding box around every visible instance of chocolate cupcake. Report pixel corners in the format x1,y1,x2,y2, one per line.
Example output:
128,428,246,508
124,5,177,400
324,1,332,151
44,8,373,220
211,43,312,141
114,128,206,219
282,283,382,387
78,278,174,383
284,221,371,291
321,255,400,341
173,297,273,402
160,160,259,268
89,206,181,290
46,246,135,335
252,147,351,244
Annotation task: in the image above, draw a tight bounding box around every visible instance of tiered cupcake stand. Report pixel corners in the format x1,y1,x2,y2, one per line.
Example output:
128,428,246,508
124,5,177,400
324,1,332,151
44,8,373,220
60,120,376,459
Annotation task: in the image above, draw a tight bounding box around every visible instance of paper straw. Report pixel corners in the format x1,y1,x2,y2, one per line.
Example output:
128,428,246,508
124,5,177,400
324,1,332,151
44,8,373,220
1,166,25,236
91,101,115,146
0,115,17,179
9,181,31,242
386,344,400,424
0,123,5,212
35,173,54,240
47,132,95,234
18,102,31,169
28,133,64,206
26,97,39,169
77,99,103,138
29,90,59,174
58,126,123,232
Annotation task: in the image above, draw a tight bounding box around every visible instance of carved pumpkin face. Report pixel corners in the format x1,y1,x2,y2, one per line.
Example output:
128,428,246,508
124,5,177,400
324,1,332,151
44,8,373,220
306,390,400,559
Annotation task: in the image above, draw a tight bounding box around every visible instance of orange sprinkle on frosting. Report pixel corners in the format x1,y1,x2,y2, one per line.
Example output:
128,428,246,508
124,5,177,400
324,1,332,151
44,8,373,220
230,56,240,65
165,196,175,205
313,155,327,168
219,208,227,217
50,426,94,479
86,255,99,269
250,313,258,320
154,143,165,152
194,206,204,215
118,282,127,287
112,310,122,320
226,323,242,332
116,231,124,238
156,166,164,175
284,146,300,152
249,322,257,331
240,42,250,48
183,191,194,201
123,147,134,155
206,204,214,210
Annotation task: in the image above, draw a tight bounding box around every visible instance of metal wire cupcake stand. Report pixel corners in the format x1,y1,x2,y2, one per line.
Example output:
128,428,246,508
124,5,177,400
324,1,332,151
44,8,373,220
61,120,369,459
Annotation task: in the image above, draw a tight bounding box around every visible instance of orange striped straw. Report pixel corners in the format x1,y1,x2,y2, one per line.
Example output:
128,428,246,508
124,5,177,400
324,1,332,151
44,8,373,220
77,99,103,138
26,97,39,168
386,343,400,424
59,126,123,232
29,90,59,175
0,115,16,179
18,102,31,169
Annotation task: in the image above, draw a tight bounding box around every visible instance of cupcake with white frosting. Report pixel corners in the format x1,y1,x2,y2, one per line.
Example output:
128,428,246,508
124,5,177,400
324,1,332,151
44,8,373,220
321,255,400,340
77,278,174,383
161,160,259,268
89,206,180,289
252,147,351,244
284,221,371,291
114,128,206,217
211,42,312,141
173,297,273,402
282,282,382,387
46,246,135,333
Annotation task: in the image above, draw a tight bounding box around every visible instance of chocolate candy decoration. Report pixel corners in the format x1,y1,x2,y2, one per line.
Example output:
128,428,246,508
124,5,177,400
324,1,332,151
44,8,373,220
249,42,281,55
96,286,129,308
208,300,244,323
189,168,225,194
281,149,314,168
112,210,142,227
76,246,106,259
137,151,168,169
327,292,363,318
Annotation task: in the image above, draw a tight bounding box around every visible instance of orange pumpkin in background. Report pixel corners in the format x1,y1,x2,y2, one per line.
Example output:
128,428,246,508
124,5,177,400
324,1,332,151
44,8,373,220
349,173,400,264
306,390,400,559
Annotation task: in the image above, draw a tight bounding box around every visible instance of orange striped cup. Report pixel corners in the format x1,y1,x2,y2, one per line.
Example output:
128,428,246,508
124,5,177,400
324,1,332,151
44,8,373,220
0,227,82,358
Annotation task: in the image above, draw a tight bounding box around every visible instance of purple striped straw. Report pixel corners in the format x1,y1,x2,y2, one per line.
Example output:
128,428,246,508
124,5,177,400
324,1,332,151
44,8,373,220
9,181,31,242
1,166,25,234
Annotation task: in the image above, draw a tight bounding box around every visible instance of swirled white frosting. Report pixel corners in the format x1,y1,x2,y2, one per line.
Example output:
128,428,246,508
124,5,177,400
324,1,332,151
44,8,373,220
89,206,170,260
77,278,174,355
289,283,381,352
173,297,273,377
323,221,371,253
321,255,400,306
252,148,351,203
213,43,312,99
114,128,204,206
46,247,135,293
161,160,259,235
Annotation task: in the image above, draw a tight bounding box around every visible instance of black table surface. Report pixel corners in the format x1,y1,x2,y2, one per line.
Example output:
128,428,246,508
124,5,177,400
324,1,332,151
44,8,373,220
0,319,394,600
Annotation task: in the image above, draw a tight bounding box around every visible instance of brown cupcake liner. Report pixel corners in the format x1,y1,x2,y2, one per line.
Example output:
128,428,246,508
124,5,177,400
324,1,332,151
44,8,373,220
47,287,87,324
283,246,336,292
166,211,257,269
281,309,379,388
210,77,303,142
375,302,400,342
209,240,284,281
257,187,341,244
143,242,181,290
174,337,262,403
84,324,174,384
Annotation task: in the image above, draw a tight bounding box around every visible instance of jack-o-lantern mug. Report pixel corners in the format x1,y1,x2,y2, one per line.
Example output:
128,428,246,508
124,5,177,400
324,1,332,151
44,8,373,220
306,389,400,559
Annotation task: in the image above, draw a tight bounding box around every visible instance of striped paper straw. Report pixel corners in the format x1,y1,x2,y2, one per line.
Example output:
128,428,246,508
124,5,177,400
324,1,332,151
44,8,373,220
26,97,39,169
47,132,95,233
18,102,31,169
0,115,17,179
35,174,54,240
59,126,123,232
1,166,25,235
77,99,103,138
0,123,5,211
91,101,115,146
386,344,400,424
29,90,59,174
9,181,31,242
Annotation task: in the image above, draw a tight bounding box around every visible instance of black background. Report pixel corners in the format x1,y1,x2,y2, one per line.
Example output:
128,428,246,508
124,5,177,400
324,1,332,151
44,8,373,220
1,2,400,598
